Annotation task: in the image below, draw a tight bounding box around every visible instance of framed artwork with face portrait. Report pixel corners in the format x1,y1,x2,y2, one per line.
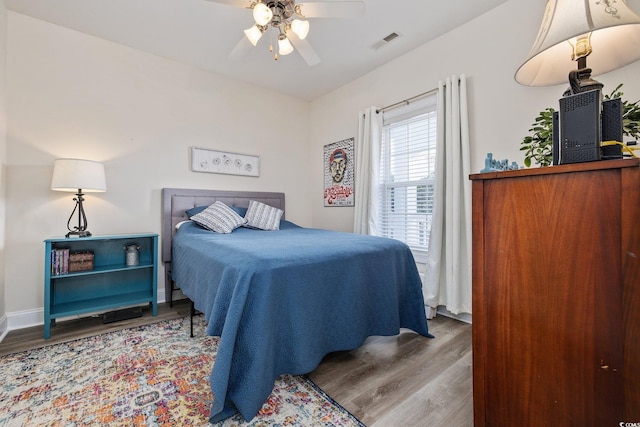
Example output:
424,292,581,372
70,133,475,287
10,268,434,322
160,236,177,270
323,137,354,207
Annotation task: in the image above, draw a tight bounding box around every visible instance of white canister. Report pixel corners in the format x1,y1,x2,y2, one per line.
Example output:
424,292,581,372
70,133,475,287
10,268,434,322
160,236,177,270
125,244,140,266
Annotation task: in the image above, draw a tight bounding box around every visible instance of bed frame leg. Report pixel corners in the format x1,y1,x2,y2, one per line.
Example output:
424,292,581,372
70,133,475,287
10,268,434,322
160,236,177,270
190,300,195,338
166,270,174,308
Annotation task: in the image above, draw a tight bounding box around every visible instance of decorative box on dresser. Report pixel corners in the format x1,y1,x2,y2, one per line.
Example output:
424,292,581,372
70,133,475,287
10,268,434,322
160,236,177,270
470,159,639,426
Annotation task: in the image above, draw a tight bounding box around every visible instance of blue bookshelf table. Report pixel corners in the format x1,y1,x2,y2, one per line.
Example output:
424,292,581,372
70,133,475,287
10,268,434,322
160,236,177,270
43,233,158,339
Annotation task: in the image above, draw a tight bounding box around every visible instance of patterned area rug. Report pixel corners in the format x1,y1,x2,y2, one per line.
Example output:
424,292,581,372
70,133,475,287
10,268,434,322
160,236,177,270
0,317,364,426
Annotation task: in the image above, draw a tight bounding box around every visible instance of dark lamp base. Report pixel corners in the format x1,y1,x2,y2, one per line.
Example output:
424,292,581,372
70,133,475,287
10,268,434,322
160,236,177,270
66,230,92,238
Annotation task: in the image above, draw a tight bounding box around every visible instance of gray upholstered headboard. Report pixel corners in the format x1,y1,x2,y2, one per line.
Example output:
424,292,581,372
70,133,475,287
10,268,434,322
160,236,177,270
161,187,285,264
161,188,285,305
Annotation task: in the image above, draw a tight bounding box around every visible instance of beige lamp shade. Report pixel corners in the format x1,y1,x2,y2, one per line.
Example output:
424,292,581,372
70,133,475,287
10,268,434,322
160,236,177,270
515,0,640,86
51,159,107,192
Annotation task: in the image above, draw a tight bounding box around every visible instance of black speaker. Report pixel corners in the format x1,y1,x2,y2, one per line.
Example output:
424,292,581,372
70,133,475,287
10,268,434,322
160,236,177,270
559,89,601,164
102,306,143,324
601,97,623,160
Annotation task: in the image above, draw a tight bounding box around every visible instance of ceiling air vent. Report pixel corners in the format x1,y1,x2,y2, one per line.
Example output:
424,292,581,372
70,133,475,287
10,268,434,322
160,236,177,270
371,32,401,50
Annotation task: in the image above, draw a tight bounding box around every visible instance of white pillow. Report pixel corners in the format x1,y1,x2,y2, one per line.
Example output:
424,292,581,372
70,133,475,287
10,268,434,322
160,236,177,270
175,220,191,230
191,201,247,233
244,200,283,231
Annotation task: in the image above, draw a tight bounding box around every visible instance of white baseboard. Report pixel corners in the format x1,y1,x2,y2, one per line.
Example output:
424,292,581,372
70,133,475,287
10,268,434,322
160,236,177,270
0,314,8,343
436,305,472,324
0,289,168,343
7,307,43,331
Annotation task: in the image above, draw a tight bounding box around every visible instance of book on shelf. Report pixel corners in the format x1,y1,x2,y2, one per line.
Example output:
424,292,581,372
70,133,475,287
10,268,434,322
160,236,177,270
51,248,70,275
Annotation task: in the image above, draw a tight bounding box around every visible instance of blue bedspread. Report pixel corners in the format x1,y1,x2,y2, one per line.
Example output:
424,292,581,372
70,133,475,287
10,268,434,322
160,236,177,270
172,220,432,422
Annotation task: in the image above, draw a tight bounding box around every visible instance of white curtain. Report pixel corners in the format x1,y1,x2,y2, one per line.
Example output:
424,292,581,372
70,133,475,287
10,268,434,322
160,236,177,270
424,74,473,315
353,106,382,235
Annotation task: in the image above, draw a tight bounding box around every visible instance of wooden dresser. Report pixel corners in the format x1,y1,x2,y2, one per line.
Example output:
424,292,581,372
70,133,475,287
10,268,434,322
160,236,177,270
470,159,640,426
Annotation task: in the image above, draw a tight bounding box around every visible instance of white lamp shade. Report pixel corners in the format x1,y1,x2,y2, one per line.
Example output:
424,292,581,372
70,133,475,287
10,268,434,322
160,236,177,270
244,25,264,46
253,2,273,26
515,0,640,86
278,36,294,55
51,158,107,192
291,19,310,40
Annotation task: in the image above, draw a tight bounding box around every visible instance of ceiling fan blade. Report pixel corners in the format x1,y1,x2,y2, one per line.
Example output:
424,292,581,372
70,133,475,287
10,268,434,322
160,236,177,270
296,1,365,18
202,0,252,8
289,33,321,66
229,36,254,60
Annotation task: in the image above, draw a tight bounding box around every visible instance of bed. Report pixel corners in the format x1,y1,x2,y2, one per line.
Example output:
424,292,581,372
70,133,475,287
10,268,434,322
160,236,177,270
161,188,432,423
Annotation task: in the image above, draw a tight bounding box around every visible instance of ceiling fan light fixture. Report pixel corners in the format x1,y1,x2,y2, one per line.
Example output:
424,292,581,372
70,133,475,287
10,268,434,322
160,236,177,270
253,2,273,26
217,0,365,64
244,24,264,46
278,35,294,55
291,19,310,40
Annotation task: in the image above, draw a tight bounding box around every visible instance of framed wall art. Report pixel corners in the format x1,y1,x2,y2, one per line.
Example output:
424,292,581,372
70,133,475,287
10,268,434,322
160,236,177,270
191,147,260,177
323,137,354,207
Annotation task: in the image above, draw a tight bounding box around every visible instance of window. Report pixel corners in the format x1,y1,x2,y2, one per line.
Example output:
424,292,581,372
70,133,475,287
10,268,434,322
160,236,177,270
378,96,437,262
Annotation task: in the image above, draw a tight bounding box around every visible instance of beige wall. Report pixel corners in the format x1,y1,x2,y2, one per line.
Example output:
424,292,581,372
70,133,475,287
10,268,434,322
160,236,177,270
3,0,640,330
4,12,311,321
309,0,640,232
0,1,7,329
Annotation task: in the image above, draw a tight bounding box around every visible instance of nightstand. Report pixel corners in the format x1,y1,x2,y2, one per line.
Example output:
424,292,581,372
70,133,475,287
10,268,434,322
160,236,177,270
43,233,158,338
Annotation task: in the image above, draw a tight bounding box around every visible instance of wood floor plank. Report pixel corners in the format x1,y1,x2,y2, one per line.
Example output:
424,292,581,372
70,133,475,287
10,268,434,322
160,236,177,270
350,325,472,423
308,316,472,426
370,351,473,427
0,300,191,356
309,318,472,425
0,301,473,426
308,332,432,396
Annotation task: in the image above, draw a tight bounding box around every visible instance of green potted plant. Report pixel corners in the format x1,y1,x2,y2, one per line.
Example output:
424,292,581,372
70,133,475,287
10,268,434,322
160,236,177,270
520,84,640,167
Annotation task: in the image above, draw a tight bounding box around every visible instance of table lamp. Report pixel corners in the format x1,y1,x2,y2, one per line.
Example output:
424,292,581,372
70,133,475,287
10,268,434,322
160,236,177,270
51,158,107,238
515,0,640,95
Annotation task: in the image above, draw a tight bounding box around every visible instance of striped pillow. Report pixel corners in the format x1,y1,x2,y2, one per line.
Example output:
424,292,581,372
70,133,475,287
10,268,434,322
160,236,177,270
244,200,283,231
191,201,246,233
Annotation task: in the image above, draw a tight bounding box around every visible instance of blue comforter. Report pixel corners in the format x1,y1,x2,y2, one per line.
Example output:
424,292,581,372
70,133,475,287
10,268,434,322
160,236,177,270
172,220,432,422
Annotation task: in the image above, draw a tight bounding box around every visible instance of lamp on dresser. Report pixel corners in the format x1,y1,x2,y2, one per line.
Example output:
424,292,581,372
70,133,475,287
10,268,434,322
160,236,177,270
51,158,107,238
515,0,640,93
515,0,640,165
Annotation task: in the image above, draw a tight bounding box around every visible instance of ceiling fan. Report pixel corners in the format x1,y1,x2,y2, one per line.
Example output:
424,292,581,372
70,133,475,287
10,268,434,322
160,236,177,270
206,0,366,65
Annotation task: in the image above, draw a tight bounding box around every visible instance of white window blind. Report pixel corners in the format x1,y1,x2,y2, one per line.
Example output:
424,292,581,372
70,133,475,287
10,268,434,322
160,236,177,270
379,96,437,261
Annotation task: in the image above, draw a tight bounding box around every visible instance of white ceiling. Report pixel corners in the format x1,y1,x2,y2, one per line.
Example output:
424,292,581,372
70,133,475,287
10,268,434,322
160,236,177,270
4,0,512,100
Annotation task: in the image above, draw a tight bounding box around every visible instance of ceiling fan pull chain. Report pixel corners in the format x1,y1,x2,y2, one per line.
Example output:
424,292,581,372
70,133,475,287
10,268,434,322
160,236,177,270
268,30,277,60
269,29,274,53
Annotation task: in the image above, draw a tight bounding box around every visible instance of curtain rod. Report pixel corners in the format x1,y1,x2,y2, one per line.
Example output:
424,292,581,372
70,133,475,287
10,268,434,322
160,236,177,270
376,87,438,114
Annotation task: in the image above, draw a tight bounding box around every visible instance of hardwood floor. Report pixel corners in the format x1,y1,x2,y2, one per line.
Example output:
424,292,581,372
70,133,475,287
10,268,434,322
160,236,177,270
307,314,473,426
0,300,192,356
0,300,473,426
